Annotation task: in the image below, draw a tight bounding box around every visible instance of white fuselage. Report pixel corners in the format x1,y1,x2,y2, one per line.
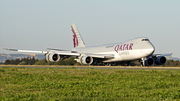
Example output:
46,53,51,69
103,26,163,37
72,37,155,62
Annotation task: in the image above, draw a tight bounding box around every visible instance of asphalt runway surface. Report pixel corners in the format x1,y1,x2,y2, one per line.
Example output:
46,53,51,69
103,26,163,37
1,65,180,70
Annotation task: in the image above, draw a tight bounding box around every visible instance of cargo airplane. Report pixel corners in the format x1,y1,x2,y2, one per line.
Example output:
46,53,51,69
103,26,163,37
4,23,172,66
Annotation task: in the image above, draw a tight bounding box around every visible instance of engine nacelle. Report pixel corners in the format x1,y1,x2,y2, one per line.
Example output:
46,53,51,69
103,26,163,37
46,52,60,62
145,57,154,66
80,55,93,65
155,56,166,65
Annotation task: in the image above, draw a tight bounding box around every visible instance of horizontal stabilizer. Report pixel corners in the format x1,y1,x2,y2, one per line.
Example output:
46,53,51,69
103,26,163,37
47,48,69,51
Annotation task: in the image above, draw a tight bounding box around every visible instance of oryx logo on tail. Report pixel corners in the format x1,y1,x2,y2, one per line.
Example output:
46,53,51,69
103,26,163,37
71,26,79,47
71,23,86,48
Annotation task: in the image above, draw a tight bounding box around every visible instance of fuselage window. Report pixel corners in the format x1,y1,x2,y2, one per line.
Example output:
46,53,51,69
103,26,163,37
142,39,149,41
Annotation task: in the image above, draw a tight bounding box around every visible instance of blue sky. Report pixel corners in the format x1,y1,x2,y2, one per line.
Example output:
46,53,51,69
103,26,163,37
0,0,180,57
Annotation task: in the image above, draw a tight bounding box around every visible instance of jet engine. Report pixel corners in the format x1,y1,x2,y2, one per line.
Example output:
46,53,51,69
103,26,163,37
46,52,60,62
143,56,167,66
155,56,166,65
80,55,93,65
144,57,154,66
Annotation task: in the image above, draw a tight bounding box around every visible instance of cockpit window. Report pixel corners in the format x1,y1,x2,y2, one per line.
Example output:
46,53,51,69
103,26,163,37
142,39,149,41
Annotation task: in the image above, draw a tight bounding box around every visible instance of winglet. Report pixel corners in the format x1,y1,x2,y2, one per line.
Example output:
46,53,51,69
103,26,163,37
71,23,86,48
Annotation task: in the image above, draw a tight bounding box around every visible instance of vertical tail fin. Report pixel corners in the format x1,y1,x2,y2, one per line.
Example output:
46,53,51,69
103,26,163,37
71,23,86,48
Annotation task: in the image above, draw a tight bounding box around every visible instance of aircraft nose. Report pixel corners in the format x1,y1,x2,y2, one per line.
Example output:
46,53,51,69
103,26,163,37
145,48,154,56
141,44,155,56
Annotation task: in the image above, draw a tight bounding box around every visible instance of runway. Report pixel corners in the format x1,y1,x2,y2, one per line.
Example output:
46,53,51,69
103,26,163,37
1,65,180,70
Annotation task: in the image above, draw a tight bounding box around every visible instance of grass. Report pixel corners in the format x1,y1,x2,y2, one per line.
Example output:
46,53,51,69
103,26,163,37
0,67,180,100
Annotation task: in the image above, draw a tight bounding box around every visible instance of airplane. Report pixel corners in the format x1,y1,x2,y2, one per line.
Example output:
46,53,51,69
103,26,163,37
4,23,172,66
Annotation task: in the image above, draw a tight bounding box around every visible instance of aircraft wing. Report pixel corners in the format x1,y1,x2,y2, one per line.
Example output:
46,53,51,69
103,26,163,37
4,48,80,56
47,48,114,58
3,48,47,54
4,48,114,58
84,53,114,59
153,53,172,56
52,51,114,58
47,48,70,51
54,51,80,56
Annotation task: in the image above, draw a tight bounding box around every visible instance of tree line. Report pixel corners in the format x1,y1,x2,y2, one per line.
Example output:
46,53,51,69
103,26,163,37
3,57,79,66
3,57,180,67
4,57,38,65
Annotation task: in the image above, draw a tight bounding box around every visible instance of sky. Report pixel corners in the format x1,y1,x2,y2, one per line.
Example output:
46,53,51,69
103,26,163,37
0,0,180,57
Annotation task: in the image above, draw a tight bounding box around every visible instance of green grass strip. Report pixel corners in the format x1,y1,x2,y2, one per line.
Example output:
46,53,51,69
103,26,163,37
0,67,180,100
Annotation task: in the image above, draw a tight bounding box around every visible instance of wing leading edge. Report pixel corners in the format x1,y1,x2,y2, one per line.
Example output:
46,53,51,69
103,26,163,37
153,53,172,56
3,48,114,59
3,48,47,54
